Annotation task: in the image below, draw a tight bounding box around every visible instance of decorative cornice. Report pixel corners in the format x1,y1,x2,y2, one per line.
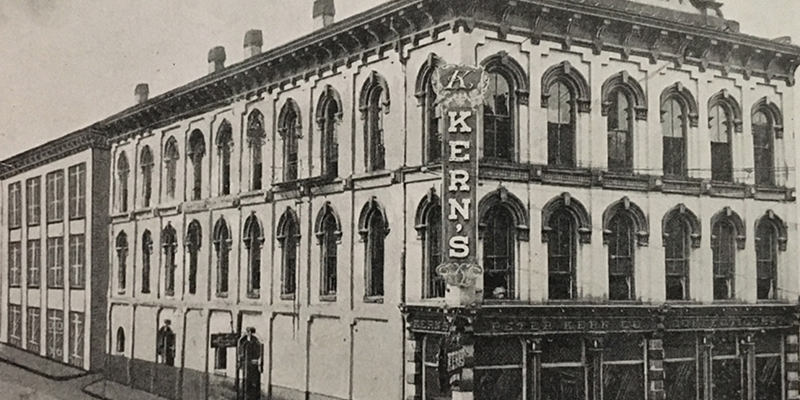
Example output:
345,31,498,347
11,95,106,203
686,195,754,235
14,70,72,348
0,127,108,180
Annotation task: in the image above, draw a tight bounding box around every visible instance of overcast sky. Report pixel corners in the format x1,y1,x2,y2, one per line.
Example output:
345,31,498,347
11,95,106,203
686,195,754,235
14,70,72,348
0,0,797,160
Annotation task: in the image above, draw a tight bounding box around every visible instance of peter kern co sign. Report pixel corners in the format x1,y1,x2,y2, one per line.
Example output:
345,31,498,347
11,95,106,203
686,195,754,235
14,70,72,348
433,64,487,305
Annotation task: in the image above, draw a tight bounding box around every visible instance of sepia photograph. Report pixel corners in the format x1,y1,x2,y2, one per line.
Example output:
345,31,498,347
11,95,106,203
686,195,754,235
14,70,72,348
0,0,799,399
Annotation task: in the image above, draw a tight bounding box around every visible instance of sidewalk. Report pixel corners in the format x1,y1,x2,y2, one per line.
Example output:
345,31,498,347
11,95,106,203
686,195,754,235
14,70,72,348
0,343,87,380
83,380,170,400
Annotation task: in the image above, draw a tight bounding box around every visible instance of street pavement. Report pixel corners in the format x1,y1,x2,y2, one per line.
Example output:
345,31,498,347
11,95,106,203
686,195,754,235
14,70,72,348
0,360,99,400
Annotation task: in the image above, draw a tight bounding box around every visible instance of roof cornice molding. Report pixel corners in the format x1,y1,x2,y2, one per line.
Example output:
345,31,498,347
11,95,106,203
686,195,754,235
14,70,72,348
0,127,108,180
100,0,800,142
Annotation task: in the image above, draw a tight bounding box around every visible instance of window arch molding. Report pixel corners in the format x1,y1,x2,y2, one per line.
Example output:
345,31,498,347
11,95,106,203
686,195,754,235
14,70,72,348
278,99,303,138
478,187,530,241
414,188,440,239
710,207,746,250
414,53,445,103
316,85,343,126
755,210,788,251
276,207,301,244
541,61,590,113
213,217,232,244
752,97,784,138
708,89,743,133
186,220,202,250
188,129,207,157
359,71,391,116
601,71,647,120
602,197,649,246
357,197,390,241
542,192,591,243
662,204,701,248
480,51,530,105
247,110,266,142
314,202,342,244
243,213,265,247
215,120,233,148
660,82,699,127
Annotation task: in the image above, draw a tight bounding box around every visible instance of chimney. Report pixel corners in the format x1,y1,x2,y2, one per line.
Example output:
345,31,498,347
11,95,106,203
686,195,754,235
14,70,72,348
244,30,263,58
313,0,335,29
135,83,149,104
208,46,226,74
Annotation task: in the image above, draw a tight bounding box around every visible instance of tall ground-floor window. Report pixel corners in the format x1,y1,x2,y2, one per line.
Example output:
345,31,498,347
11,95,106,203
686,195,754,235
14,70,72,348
474,337,524,400
27,307,41,353
541,335,585,400
602,333,645,399
46,309,64,361
8,304,22,347
68,312,84,367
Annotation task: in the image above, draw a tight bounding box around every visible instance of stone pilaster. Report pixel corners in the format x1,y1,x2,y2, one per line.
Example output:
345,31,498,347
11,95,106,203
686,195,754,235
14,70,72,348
647,335,666,400
786,334,799,400
404,333,422,400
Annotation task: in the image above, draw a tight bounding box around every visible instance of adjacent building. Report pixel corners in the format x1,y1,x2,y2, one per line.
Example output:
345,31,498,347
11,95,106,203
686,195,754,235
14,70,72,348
0,128,110,370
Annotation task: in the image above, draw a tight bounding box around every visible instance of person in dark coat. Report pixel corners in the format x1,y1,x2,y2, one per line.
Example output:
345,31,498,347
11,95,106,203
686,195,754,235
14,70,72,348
238,327,263,400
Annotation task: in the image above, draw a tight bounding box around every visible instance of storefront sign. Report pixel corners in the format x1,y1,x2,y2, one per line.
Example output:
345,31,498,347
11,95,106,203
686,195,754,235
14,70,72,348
210,332,239,348
433,64,487,300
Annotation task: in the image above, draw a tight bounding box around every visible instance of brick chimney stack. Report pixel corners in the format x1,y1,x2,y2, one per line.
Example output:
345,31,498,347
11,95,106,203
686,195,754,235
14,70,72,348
244,30,263,58
313,0,335,29
135,83,149,104
208,46,226,74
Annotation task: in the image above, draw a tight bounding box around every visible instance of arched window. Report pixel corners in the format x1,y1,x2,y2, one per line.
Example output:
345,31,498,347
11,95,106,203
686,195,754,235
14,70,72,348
484,70,513,162
116,327,125,354
756,211,788,300
542,62,590,168
315,204,340,297
279,100,301,181
752,111,775,186
660,84,698,178
416,54,443,164
317,86,341,177
141,230,153,294
243,214,263,298
415,192,443,299
663,205,701,301
542,193,590,300
247,110,265,190
480,188,529,300
213,218,231,297
115,231,128,292
359,198,389,298
277,209,300,297
117,153,130,212
163,137,179,199
140,146,154,208
607,214,635,301
162,224,177,296
361,72,389,172
216,120,233,196
186,220,202,295
711,219,736,300
188,130,206,200
708,91,741,182
602,72,646,173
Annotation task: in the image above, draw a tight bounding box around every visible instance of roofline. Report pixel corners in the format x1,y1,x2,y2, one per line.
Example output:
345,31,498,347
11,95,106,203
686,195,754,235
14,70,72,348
0,126,108,180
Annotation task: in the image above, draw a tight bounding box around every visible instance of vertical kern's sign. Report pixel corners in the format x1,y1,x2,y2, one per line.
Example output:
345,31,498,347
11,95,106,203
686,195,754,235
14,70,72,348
433,64,487,305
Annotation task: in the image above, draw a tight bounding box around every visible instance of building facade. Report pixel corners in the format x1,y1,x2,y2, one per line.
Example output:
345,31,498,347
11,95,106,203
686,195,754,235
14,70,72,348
0,128,110,371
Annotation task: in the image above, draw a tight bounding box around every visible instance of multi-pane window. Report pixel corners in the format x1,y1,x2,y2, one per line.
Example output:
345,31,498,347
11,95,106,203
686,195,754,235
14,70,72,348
484,71,513,161
320,211,338,297
69,235,85,289
483,206,515,300
46,309,64,360
541,335,585,398
665,217,690,301
608,214,635,301
607,90,633,173
661,98,687,177
46,171,65,222
213,219,230,297
27,307,41,353
68,163,86,219
162,226,177,296
752,111,775,186
321,95,340,177
27,240,41,288
141,230,153,294
247,111,265,190
163,137,179,199
244,216,263,299
8,181,22,228
473,337,525,399
26,177,41,226
186,222,201,295
548,210,576,300
365,210,385,298
709,104,733,182
188,130,206,201
756,220,779,300
68,312,84,367
116,153,129,212
8,242,22,287
281,103,300,182
47,237,64,288
423,204,444,299
279,212,299,297
365,84,386,172
424,74,441,164
8,304,22,347
712,220,736,300
216,121,233,196
140,147,154,208
547,81,575,168
115,232,128,292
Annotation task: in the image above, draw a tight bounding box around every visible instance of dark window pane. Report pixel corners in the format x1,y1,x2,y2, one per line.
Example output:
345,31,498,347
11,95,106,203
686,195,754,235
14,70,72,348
604,334,643,361
712,221,736,300
542,367,585,400
475,369,522,400
542,336,583,364
712,358,742,399
607,91,633,173
665,217,690,301
665,361,696,399
752,111,774,186
548,211,576,300
608,214,635,301
483,206,515,299
603,364,644,400
483,71,513,162
475,337,523,366
756,356,782,400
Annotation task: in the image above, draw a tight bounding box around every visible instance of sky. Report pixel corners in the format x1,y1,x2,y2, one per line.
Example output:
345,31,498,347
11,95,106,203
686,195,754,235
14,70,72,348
0,0,798,161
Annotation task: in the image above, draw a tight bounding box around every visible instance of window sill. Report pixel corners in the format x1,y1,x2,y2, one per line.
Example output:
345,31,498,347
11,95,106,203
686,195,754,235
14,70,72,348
27,285,40,290
26,223,40,228
280,293,296,301
319,294,337,302
246,291,260,300
70,287,85,291
363,296,384,304
216,292,229,299
8,285,22,289
68,215,86,221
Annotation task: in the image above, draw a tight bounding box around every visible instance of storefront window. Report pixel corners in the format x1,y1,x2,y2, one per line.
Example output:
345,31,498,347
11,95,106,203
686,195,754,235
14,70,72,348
603,334,644,400
755,333,782,400
542,335,584,400
711,333,742,399
423,336,451,400
475,337,524,400
664,333,697,399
